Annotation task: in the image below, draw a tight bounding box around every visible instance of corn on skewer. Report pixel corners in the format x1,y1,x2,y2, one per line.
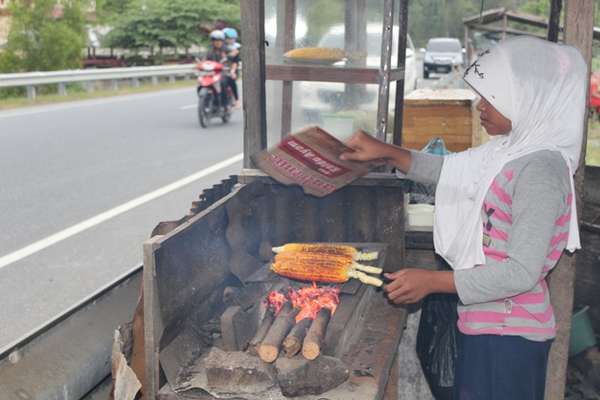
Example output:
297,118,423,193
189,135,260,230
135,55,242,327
272,243,378,261
271,254,383,287
274,252,383,275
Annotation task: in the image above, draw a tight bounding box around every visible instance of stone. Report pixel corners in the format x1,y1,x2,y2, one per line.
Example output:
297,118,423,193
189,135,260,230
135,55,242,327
275,355,350,397
204,347,276,394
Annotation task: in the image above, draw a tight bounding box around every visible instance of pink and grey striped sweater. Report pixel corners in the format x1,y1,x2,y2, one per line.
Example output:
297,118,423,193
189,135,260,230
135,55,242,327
407,149,572,341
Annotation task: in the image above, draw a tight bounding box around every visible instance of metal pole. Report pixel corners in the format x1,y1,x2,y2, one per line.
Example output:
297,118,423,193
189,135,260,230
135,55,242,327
280,0,296,138
392,0,409,146
547,0,563,42
375,0,395,142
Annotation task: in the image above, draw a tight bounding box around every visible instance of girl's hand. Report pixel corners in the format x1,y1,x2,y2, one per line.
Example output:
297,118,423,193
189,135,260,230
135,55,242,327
340,130,390,163
383,269,456,304
384,269,435,304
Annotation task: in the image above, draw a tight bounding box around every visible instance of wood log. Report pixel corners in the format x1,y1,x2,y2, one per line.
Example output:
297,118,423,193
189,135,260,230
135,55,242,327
248,308,275,356
282,318,312,358
258,303,299,363
302,308,332,360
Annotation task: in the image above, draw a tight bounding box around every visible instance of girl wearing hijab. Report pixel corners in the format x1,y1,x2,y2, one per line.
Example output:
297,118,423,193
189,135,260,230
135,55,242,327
341,36,587,400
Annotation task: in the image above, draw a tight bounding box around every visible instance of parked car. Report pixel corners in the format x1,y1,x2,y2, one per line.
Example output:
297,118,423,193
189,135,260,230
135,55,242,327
423,37,463,79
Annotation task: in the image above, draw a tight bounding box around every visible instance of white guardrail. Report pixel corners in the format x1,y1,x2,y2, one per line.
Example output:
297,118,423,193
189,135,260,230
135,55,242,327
0,63,197,99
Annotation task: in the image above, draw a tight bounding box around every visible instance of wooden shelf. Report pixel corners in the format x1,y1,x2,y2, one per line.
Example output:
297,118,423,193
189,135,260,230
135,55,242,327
266,64,405,84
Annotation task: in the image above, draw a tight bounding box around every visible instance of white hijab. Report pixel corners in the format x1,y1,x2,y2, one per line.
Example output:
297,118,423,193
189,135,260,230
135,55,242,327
433,36,587,270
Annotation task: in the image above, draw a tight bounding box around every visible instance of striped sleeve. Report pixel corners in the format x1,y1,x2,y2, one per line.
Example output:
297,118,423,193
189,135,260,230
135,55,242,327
396,150,444,185
454,158,569,305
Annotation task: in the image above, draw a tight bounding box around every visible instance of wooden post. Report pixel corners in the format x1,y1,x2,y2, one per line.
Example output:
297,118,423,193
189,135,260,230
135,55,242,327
464,25,471,65
241,0,267,168
280,0,296,138
344,0,367,111
392,0,409,146
375,0,395,142
545,1,594,399
502,13,508,40
547,0,563,42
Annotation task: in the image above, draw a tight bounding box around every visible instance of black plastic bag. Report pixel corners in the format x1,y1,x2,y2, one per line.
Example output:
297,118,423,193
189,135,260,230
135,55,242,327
416,293,459,400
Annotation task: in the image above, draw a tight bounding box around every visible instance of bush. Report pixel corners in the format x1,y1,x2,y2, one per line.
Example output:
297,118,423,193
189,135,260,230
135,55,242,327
1,0,86,73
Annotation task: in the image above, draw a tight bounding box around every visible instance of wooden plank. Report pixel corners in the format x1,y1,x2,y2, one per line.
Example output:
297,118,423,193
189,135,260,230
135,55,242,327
470,23,547,39
545,2,594,399
143,238,164,400
241,0,267,168
547,0,563,42
266,64,380,84
375,0,395,142
393,0,409,146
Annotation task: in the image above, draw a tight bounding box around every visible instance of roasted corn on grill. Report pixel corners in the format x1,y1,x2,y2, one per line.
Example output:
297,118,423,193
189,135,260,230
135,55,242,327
272,243,378,261
271,251,383,287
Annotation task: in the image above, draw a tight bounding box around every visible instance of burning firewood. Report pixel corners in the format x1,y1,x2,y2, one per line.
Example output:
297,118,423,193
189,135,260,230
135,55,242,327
271,252,383,286
282,318,312,357
258,302,299,363
249,291,287,355
302,307,332,360
258,285,341,362
248,308,275,355
272,243,379,261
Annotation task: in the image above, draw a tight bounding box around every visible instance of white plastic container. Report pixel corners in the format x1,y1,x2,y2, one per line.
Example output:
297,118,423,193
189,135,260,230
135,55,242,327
406,203,435,228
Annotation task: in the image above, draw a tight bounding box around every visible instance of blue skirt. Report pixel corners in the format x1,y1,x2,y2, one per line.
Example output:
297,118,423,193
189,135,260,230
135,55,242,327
454,333,553,400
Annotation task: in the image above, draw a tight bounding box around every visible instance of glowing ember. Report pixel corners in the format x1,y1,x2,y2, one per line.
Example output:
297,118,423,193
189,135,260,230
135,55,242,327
266,291,287,315
264,283,340,323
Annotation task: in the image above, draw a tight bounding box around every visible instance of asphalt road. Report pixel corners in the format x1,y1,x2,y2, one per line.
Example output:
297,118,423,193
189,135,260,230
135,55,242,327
0,87,243,349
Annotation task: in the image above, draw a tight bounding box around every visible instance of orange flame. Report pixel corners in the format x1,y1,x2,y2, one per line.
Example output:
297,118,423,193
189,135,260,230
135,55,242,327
288,283,340,323
266,284,341,322
266,291,287,315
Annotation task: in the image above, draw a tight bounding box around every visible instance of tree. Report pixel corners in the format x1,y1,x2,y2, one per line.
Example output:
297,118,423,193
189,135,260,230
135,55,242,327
105,0,240,53
0,0,86,73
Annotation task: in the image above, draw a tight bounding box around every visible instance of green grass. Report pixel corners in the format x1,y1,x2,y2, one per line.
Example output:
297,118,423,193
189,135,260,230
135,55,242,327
0,79,197,111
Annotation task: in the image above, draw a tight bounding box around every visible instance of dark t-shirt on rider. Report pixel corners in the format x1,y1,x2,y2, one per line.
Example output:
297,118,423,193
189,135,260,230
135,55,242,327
205,48,227,63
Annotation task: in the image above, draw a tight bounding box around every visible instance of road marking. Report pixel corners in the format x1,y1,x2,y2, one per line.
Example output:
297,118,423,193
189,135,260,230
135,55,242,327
180,104,197,110
0,87,194,120
0,153,243,270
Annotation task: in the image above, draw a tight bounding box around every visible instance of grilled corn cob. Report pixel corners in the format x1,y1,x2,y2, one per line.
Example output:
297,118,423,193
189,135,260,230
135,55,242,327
283,47,345,61
271,252,383,286
272,243,378,261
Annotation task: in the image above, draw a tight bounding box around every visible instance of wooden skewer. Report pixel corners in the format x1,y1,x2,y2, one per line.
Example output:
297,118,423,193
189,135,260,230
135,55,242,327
282,318,312,358
258,302,299,363
302,308,332,361
248,308,275,355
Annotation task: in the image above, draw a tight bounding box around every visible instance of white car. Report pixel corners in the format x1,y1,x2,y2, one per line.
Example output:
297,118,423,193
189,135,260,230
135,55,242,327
423,37,464,79
295,24,417,138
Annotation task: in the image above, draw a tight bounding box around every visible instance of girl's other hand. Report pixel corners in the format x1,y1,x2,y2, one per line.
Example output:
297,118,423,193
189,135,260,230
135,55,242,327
340,130,389,163
383,269,435,304
383,269,456,304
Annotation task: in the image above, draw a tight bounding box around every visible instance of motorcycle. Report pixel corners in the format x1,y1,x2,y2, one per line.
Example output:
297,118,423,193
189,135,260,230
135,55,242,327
195,60,233,128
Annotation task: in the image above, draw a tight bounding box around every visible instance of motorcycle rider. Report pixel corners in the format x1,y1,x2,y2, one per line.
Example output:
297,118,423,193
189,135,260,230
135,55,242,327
205,30,231,111
223,27,241,108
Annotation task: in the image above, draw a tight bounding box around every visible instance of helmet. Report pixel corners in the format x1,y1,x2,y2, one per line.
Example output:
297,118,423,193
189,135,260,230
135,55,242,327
210,30,225,41
223,27,238,40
